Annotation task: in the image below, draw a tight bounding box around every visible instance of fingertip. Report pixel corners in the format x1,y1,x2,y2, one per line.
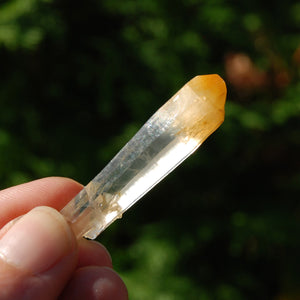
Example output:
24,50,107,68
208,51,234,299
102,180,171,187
61,266,128,300
0,206,76,274
0,206,78,299
77,239,113,268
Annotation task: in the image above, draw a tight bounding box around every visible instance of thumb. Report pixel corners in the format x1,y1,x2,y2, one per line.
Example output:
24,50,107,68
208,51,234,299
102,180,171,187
0,206,78,300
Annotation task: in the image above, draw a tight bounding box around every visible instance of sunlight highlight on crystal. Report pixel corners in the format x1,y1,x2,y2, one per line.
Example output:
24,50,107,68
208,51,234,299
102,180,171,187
60,74,227,239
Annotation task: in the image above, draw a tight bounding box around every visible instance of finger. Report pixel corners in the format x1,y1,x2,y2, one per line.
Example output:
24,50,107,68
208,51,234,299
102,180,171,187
0,206,78,299
77,239,113,268
60,266,128,300
0,177,83,227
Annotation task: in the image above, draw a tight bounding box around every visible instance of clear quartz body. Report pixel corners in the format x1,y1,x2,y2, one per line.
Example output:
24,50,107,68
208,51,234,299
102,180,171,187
61,74,226,239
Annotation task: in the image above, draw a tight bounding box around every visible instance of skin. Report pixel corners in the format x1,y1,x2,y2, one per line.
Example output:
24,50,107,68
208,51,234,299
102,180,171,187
0,177,128,300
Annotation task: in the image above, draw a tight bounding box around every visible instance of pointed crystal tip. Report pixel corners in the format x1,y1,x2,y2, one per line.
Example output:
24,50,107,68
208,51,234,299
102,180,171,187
171,74,226,144
188,74,226,113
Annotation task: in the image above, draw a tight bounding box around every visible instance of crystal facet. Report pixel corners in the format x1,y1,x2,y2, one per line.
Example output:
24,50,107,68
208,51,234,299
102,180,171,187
61,74,227,239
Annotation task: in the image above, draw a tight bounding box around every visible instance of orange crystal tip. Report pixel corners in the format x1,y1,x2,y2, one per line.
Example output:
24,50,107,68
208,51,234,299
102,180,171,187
176,74,227,143
188,74,227,114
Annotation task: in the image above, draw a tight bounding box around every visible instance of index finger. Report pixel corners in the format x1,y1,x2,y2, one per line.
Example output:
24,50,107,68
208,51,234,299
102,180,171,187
0,177,83,228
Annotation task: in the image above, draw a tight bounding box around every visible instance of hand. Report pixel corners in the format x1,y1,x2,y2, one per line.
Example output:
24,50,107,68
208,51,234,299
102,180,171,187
0,177,128,300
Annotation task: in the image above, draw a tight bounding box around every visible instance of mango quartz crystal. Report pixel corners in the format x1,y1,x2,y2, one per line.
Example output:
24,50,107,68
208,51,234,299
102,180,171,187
61,74,227,239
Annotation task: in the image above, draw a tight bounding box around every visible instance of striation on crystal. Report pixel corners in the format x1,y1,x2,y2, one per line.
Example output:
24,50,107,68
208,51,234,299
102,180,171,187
60,74,227,239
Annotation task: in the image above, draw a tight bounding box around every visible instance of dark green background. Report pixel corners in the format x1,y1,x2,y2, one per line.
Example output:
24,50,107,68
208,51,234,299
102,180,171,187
0,0,299,299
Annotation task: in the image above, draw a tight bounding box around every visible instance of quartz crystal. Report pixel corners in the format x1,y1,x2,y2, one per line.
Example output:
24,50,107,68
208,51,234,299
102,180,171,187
61,74,227,239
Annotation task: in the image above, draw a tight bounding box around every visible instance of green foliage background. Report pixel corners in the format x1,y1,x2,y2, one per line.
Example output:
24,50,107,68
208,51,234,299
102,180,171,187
0,0,299,299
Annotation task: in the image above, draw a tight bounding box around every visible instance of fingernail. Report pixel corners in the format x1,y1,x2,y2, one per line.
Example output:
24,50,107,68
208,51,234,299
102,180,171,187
0,206,76,274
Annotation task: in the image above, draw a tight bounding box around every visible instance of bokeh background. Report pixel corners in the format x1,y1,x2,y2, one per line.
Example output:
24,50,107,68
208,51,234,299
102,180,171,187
0,0,299,299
